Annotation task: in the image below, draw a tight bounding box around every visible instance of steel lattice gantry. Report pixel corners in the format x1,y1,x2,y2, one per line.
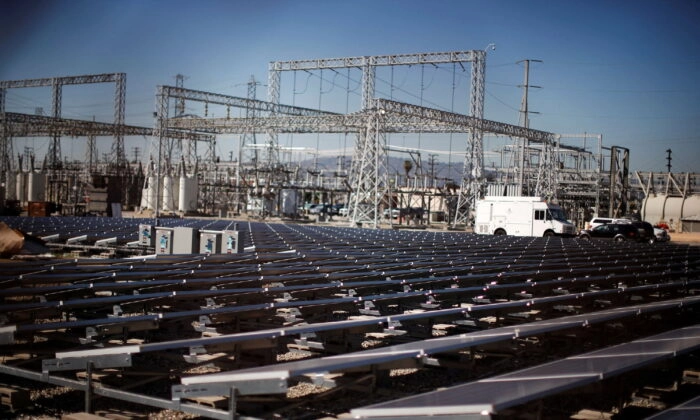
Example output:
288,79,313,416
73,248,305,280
0,73,127,173
166,96,559,223
160,50,562,226
151,85,341,170
268,50,491,227
167,98,556,141
151,85,343,214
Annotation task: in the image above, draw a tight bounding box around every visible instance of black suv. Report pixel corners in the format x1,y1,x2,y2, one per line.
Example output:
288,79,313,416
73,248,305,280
631,221,655,243
579,223,646,243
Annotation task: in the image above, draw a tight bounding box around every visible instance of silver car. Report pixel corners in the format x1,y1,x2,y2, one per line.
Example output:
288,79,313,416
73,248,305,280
653,227,671,242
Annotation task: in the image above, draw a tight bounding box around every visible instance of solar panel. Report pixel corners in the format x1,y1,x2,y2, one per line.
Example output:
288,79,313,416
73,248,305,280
645,395,700,420
1,218,697,419
350,325,700,418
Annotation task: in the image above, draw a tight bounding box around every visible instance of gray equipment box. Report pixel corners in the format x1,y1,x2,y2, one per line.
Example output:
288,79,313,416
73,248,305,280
200,230,222,254
173,227,200,254
139,224,155,247
221,230,243,254
155,227,174,255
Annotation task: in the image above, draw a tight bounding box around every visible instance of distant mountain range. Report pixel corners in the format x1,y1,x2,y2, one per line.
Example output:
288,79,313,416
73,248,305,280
297,155,504,186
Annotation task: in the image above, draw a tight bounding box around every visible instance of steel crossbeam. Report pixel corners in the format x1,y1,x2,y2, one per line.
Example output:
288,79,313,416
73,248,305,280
165,113,364,133
0,73,125,89
374,99,556,142
43,288,695,375
4,112,214,141
162,101,555,142
271,51,481,71
159,85,340,117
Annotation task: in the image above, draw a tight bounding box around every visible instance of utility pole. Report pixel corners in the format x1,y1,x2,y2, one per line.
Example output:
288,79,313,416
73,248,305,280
131,146,140,164
666,149,672,172
517,59,542,196
428,154,438,188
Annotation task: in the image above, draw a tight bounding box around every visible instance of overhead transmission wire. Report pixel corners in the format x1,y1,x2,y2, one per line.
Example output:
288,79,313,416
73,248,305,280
284,69,363,164
5,90,107,167
288,65,476,164
315,68,338,166
373,73,448,112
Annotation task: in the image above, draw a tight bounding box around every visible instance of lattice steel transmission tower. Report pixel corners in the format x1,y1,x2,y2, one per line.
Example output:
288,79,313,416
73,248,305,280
0,88,10,184
85,133,98,175
175,74,187,117
453,48,489,227
348,108,388,226
110,73,127,172
609,145,629,217
266,63,282,170
49,80,62,169
243,75,259,168
533,137,559,200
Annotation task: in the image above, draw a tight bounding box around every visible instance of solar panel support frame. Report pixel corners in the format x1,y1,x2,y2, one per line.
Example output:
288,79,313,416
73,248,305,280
0,325,16,345
172,376,288,399
42,353,132,373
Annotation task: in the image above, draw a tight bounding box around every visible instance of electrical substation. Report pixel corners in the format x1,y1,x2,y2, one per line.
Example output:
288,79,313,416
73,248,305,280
1,49,698,231
1,49,700,420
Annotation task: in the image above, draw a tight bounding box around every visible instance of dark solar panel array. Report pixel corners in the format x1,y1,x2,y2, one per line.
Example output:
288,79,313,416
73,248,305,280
0,219,699,419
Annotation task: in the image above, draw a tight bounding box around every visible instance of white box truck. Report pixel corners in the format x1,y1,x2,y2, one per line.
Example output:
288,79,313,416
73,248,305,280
474,196,576,237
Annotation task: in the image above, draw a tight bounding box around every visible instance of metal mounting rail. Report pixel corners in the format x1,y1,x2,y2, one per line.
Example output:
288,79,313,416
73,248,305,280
45,281,697,372
174,295,700,398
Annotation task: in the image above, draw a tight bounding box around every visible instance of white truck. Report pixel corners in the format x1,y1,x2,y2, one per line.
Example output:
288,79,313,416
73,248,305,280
474,196,576,237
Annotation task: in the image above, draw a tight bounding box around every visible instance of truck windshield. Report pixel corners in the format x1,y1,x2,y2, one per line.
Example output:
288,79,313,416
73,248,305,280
548,208,568,221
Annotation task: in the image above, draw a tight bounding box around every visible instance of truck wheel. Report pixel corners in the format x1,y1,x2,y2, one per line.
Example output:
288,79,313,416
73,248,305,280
614,235,626,243
494,229,506,236
579,234,591,241
543,230,554,237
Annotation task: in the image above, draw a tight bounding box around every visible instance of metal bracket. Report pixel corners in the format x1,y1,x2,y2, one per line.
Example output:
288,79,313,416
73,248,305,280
173,377,288,399
0,325,16,345
43,353,132,373
194,315,218,334
79,327,99,345
108,305,123,318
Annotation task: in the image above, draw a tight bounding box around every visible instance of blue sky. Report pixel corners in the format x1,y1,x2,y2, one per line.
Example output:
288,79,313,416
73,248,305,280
1,0,699,174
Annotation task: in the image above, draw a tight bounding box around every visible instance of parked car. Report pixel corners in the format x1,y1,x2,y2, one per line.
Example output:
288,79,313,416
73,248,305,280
653,226,671,243
578,223,646,243
585,217,658,244
331,203,345,216
309,204,333,215
383,208,402,219
631,221,655,244
338,207,349,217
307,204,321,214
586,217,632,230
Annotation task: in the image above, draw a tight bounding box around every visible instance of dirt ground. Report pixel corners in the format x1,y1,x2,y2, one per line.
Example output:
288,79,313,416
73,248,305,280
669,231,700,244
